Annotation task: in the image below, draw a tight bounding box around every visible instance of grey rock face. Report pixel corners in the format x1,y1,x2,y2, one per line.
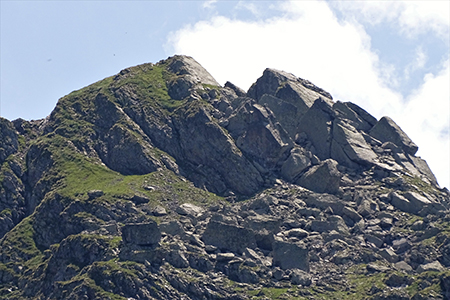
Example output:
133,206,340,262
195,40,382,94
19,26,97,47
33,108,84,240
281,147,312,182
248,68,332,104
331,119,378,166
227,101,293,170
167,55,220,87
0,118,18,164
1,55,449,300
176,203,204,217
202,220,257,254
417,260,445,273
122,221,161,246
297,98,334,160
297,159,341,194
370,116,418,155
272,239,309,271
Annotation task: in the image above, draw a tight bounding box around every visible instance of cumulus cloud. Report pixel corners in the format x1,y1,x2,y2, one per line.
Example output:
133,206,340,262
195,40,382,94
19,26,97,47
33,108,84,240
398,62,450,188
202,0,217,9
330,0,450,38
166,0,449,188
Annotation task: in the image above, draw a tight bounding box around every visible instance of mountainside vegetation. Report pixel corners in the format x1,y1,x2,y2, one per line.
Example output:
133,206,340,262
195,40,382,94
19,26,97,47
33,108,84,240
1,55,449,299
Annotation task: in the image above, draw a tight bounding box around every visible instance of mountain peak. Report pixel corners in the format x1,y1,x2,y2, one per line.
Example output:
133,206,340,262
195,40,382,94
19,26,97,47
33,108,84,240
1,55,449,299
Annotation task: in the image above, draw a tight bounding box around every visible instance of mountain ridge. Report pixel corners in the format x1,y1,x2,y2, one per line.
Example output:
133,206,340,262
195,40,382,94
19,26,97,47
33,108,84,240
0,55,449,299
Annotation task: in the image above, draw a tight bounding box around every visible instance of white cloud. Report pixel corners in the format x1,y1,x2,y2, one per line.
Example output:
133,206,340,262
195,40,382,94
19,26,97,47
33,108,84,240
166,0,449,188
202,0,217,9
404,46,427,80
330,0,450,38
398,61,450,188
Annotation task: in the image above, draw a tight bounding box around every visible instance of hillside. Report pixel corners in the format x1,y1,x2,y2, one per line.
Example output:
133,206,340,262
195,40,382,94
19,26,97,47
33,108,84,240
1,55,449,299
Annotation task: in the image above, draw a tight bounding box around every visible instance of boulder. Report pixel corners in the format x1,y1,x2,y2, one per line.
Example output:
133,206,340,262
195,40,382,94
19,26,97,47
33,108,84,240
390,192,429,214
285,228,309,239
390,192,415,214
342,206,363,222
167,55,219,87
417,261,445,273
202,220,257,254
297,159,341,194
369,116,418,155
281,147,311,182
311,215,349,234
297,98,334,160
121,221,161,246
333,101,376,131
159,220,185,237
403,191,431,207
272,239,309,271
379,248,399,263
331,119,378,167
290,269,312,286
176,203,204,217
394,261,413,272
407,154,438,185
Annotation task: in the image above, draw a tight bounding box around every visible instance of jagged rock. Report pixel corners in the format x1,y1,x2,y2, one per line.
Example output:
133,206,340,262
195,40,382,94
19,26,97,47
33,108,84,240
342,206,363,222
380,248,399,263
281,147,311,182
159,220,185,237
417,261,445,273
290,269,312,286
272,239,309,271
285,228,309,239
168,55,219,87
152,205,167,216
248,68,332,109
390,192,429,214
224,81,246,97
331,119,378,167
166,249,190,268
122,221,161,246
244,214,281,233
297,98,334,160
357,198,379,217
202,220,257,254
1,55,449,300
0,118,19,164
311,215,349,234
227,101,293,170
216,253,235,262
333,101,376,131
370,116,418,155
365,234,384,248
297,159,341,194
392,238,412,254
394,261,413,272
176,203,204,217
176,102,264,196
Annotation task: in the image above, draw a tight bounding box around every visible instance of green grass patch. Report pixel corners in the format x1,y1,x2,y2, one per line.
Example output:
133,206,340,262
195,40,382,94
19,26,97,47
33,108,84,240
1,216,40,261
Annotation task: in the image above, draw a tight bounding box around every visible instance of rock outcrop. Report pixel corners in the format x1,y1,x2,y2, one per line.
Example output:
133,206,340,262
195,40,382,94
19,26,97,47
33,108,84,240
0,55,449,300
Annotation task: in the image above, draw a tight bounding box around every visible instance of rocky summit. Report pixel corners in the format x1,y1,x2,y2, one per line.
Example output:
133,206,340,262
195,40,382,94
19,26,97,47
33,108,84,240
1,55,449,299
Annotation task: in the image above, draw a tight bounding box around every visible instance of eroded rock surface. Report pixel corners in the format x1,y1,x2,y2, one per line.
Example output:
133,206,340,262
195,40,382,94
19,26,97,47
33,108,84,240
0,55,449,300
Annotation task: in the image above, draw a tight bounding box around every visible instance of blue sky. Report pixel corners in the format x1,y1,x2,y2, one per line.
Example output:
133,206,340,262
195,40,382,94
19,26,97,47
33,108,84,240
1,0,449,189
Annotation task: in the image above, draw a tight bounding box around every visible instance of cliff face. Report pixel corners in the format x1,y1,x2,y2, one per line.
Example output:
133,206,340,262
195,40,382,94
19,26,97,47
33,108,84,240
1,55,449,299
